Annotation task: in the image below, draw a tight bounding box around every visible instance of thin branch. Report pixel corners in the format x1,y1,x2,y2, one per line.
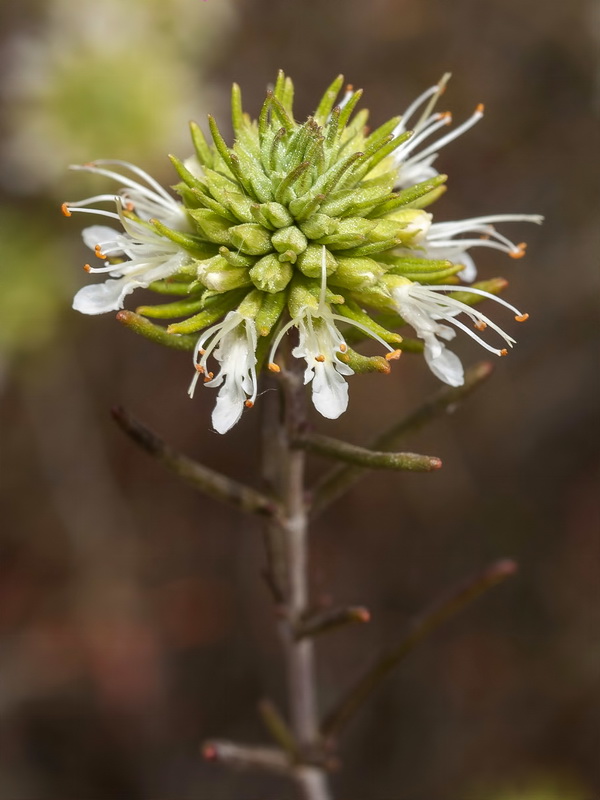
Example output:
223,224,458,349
202,739,291,776
295,605,371,641
258,698,301,761
311,361,494,516
321,558,517,739
296,432,442,472
111,406,278,518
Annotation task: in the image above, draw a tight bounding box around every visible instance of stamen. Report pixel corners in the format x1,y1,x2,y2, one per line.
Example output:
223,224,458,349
94,245,107,259
268,362,281,373
315,354,325,362
385,349,402,361
244,400,254,408
61,202,72,217
83,264,92,272
195,364,204,373
509,242,527,259
515,313,529,322
500,349,508,356
339,343,347,352
475,320,487,331
414,103,484,160
203,372,214,382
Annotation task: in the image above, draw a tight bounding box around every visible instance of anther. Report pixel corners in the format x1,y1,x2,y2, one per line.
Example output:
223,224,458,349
500,348,508,356
83,264,92,272
509,243,527,259
202,744,218,761
315,354,325,362
475,320,487,331
385,349,402,361
61,202,72,217
203,372,214,382
94,244,107,260
345,83,354,92
440,111,452,124
199,348,206,355
475,103,485,114
515,313,529,322
244,400,254,408
339,343,347,352
268,362,281,373
125,201,135,211
195,364,204,373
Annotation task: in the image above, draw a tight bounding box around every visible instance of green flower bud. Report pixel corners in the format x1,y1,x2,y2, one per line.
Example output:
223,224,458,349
271,225,308,256
296,244,337,278
229,223,273,255
196,255,252,292
299,214,338,239
249,253,293,293
328,257,386,290
251,201,294,229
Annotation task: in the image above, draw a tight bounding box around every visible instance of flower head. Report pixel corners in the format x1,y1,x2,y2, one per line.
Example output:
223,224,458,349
65,71,541,431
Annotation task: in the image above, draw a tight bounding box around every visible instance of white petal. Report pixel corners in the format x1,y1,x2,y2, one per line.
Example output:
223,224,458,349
457,252,477,282
82,225,120,251
311,362,349,419
424,339,464,386
72,277,137,314
211,384,245,434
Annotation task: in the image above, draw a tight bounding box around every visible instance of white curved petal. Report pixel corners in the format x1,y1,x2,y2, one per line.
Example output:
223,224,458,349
424,340,464,386
82,225,120,251
72,277,137,314
212,384,246,434
457,252,477,282
311,362,349,419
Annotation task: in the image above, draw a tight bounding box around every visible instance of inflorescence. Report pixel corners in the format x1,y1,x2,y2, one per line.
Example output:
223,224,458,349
64,71,542,433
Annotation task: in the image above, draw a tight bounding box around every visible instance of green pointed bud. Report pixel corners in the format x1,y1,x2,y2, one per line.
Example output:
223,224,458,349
237,289,264,318
196,255,252,292
299,214,338,239
218,246,256,268
296,245,337,278
271,225,308,256
116,311,197,351
251,202,294,229
338,347,393,374
136,296,206,320
404,184,447,209
377,210,432,242
255,290,287,336
279,250,297,264
229,223,273,256
166,289,248,335
316,217,376,248
328,257,386,290
288,276,320,317
189,209,233,245
249,254,293,294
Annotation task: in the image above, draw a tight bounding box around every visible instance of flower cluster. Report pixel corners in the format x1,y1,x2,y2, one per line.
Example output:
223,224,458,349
64,71,541,433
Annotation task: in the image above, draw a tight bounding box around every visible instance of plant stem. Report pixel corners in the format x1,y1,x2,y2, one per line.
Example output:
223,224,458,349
272,360,332,800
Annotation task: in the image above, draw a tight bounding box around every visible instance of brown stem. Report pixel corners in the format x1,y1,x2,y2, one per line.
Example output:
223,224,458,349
271,360,332,800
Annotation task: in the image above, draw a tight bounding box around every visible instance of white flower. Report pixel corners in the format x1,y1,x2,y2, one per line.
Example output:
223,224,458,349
407,213,544,282
268,248,400,420
63,161,191,314
392,75,484,188
391,280,529,387
188,311,258,435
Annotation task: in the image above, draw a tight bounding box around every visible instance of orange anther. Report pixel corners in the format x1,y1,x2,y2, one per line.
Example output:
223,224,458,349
125,201,135,211
203,372,214,382
94,244,107,260
244,400,254,408
385,349,402,361
195,364,204,373
315,354,325,362
500,348,508,356
199,348,206,355
83,264,92,272
339,343,347,352
345,83,354,93
203,744,218,761
476,103,485,114
475,320,487,331
440,111,452,123
61,202,72,217
268,362,281,373
509,243,527,259
515,313,529,322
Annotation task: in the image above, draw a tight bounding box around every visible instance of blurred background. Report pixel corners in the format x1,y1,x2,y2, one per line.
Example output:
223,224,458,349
0,0,598,798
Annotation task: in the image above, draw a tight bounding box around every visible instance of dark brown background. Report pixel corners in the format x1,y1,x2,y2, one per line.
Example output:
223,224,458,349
0,0,598,797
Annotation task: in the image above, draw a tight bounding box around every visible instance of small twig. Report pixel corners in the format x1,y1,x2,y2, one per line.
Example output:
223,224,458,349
311,361,493,516
296,432,442,472
116,309,197,351
295,605,371,641
258,698,301,761
321,558,517,739
202,739,291,776
112,407,278,518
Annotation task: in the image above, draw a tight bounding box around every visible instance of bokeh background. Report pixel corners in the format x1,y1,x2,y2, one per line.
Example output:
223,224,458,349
0,0,598,798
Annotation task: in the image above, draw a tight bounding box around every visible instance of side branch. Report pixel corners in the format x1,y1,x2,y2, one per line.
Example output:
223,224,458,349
311,361,493,515
296,432,441,472
112,407,277,518
321,558,517,739
202,740,291,775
